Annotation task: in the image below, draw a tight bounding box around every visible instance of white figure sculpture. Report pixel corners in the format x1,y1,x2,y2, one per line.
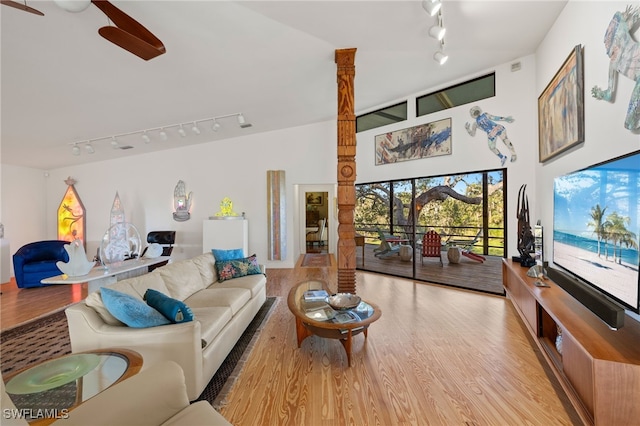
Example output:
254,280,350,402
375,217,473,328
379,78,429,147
57,239,95,277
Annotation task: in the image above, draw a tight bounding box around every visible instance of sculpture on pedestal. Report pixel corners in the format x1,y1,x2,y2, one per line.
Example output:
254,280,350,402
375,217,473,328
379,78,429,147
516,184,536,267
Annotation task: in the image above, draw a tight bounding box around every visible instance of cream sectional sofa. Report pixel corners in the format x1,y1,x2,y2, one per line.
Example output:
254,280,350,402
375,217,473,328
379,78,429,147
65,252,266,400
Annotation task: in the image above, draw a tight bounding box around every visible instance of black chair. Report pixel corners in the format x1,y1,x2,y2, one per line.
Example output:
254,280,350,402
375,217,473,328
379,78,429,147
146,231,176,256
145,231,175,271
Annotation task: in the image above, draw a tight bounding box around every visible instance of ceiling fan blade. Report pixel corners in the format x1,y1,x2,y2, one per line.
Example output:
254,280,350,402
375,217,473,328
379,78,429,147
0,0,44,16
98,26,165,61
91,0,165,54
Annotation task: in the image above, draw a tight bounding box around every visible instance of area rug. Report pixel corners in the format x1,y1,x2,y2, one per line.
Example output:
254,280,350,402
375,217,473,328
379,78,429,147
301,253,331,267
1,297,277,406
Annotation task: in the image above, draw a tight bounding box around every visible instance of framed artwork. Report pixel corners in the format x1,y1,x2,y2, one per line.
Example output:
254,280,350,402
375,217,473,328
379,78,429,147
538,45,584,163
306,192,323,205
57,178,86,246
375,117,452,165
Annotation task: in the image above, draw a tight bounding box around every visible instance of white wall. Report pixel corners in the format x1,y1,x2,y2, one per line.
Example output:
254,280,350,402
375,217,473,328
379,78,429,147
356,54,539,258
2,121,337,273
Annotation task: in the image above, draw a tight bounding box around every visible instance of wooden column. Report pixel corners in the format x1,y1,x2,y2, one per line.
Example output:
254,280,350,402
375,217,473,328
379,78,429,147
335,48,357,294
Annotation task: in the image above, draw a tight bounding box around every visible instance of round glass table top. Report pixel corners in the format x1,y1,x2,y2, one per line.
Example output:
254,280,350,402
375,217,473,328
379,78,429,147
6,354,101,395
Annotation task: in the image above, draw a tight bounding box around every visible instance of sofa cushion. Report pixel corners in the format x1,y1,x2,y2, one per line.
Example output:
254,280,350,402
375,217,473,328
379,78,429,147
158,259,207,300
85,280,144,326
191,253,217,286
124,271,170,299
101,287,170,328
144,289,194,323
213,273,266,299
190,307,233,348
211,248,244,261
185,288,251,316
215,255,262,282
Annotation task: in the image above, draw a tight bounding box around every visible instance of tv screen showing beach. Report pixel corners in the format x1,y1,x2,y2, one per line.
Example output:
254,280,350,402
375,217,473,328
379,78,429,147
553,151,640,313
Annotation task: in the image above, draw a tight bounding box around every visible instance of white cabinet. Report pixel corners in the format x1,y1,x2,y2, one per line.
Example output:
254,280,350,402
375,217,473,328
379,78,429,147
202,219,249,256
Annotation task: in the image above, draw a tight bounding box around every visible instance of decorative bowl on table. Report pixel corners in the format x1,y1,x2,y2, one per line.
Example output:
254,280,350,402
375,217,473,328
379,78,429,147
326,293,361,311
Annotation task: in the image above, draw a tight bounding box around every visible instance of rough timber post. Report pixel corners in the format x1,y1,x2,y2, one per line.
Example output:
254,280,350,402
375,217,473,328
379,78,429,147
335,48,357,294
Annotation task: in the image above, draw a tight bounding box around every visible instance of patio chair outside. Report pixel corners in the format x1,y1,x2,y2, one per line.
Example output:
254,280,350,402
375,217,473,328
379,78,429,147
445,229,482,251
374,229,402,258
421,230,443,266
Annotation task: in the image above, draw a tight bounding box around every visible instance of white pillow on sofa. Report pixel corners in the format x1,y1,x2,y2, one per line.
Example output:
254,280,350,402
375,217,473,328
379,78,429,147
158,259,207,300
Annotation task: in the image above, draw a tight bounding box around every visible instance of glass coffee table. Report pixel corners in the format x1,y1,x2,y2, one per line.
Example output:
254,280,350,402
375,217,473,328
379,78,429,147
3,348,142,425
287,280,381,366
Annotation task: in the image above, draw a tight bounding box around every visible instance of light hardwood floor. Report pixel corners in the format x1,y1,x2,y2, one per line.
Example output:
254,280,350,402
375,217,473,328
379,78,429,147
0,259,581,425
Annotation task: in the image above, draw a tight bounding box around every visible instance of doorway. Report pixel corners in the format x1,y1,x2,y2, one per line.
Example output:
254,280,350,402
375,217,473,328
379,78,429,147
304,191,329,253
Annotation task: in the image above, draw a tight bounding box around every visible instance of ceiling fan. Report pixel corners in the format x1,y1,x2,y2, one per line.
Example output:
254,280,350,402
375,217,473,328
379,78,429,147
1,0,165,61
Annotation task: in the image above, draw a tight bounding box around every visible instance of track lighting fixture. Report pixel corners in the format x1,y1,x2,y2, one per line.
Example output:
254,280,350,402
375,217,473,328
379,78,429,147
422,0,441,17
434,49,448,65
428,9,448,64
67,112,252,156
429,24,445,41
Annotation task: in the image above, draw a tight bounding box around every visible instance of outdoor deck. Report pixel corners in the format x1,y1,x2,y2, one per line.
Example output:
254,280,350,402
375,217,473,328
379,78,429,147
355,243,505,295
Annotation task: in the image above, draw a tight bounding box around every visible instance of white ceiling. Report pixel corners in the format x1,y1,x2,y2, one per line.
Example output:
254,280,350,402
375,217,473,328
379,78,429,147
0,0,567,170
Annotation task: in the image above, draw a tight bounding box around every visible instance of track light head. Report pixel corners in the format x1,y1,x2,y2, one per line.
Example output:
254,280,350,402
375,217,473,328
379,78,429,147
111,137,119,148
237,113,252,128
434,50,449,65
141,132,151,143
429,25,446,41
159,129,168,141
212,120,221,132
177,125,187,137
72,144,81,156
54,0,91,13
85,143,95,154
191,122,201,135
422,0,441,17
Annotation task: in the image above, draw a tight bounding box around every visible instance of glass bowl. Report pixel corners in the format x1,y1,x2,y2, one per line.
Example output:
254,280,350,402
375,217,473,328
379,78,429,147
326,293,361,310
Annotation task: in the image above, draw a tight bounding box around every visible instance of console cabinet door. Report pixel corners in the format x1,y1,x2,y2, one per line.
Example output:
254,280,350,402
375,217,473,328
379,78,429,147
562,331,594,418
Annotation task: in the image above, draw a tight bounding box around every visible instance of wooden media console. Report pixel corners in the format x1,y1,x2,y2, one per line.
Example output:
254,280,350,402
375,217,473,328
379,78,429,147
502,259,640,426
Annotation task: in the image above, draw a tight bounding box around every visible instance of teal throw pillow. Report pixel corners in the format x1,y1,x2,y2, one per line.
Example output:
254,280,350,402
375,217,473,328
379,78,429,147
144,288,194,323
101,287,170,328
211,248,245,261
215,254,262,282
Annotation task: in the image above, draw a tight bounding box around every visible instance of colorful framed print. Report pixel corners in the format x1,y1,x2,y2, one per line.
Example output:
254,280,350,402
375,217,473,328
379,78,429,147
538,45,585,163
375,118,452,165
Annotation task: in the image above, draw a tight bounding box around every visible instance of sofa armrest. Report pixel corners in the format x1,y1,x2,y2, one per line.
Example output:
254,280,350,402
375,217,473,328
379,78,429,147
65,303,204,398
51,361,206,425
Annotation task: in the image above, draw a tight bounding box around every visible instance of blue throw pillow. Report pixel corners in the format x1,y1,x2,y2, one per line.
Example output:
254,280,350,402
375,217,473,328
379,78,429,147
144,288,194,323
211,248,245,261
215,254,262,282
101,287,170,328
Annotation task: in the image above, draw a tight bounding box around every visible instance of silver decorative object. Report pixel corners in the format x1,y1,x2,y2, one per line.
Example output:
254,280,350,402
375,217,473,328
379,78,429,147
326,293,361,311
173,180,192,222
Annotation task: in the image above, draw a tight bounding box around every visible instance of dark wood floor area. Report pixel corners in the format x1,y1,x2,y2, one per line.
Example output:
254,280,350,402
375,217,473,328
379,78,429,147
357,243,504,294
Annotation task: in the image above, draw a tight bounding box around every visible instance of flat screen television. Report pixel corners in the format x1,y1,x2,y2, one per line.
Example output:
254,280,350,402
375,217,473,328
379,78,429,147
553,150,640,314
